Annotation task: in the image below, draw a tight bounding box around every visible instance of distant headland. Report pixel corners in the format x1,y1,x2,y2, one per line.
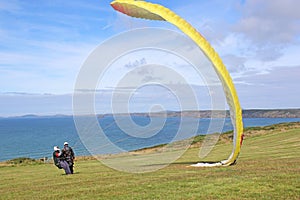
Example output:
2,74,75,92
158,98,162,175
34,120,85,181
98,108,300,118
4,108,300,119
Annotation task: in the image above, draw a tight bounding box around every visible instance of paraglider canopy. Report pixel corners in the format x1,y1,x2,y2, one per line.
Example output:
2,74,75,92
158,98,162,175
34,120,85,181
110,0,244,167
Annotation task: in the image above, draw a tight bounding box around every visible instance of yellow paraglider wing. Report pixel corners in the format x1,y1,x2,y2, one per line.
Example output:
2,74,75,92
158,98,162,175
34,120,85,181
111,0,244,166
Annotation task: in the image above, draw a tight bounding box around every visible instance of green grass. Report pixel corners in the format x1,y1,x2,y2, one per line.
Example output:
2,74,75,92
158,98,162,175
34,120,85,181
0,122,299,199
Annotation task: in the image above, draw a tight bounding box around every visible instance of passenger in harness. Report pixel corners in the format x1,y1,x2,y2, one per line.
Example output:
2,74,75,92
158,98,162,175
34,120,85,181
53,146,71,175
62,142,75,174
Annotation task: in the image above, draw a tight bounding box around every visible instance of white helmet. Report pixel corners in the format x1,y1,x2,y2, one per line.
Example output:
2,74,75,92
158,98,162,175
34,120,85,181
53,146,60,151
64,142,68,145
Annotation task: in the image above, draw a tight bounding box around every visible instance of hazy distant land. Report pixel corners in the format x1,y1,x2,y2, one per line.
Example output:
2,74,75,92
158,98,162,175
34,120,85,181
98,108,300,118
5,108,300,119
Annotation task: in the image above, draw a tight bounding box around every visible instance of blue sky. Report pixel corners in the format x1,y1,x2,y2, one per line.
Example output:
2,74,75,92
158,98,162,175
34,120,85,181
0,0,300,116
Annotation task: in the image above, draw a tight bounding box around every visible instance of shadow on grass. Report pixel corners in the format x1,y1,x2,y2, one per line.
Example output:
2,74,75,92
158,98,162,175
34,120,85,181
138,161,221,167
173,161,221,165
60,172,80,175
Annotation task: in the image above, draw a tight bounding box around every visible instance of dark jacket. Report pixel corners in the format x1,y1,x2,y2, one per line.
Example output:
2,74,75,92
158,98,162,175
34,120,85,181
62,146,75,164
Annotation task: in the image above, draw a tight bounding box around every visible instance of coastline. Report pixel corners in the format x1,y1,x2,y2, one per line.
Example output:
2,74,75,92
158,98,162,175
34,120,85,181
1,121,299,165
2,108,300,119
98,108,300,118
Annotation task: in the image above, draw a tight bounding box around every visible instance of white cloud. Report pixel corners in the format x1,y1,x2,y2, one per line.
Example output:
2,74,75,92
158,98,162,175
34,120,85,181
0,0,299,115
234,0,300,43
0,92,73,117
236,65,300,109
228,0,300,64
0,39,96,93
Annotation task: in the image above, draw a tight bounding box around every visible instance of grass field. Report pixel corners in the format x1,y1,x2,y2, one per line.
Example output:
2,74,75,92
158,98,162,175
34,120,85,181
0,122,299,199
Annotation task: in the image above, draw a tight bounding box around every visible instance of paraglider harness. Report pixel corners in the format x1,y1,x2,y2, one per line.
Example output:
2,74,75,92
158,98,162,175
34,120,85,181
62,146,75,167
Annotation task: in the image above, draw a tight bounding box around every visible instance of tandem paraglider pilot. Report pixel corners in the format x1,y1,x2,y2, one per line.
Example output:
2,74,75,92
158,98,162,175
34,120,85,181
53,146,71,175
62,141,75,174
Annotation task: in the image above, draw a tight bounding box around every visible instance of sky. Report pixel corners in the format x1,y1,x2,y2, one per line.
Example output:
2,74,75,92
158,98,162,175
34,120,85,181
0,0,300,116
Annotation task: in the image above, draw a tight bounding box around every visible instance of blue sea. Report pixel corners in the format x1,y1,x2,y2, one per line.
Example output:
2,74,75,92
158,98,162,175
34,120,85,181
0,116,299,162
